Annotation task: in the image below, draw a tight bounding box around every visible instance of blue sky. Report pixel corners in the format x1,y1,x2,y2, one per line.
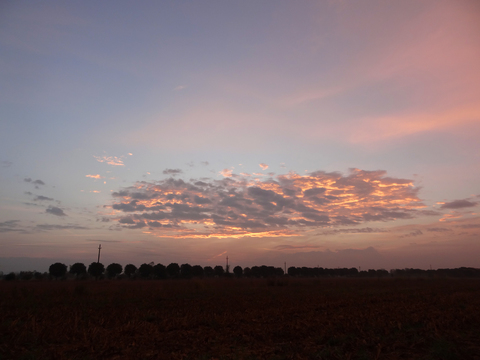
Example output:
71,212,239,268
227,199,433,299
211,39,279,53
1,0,480,273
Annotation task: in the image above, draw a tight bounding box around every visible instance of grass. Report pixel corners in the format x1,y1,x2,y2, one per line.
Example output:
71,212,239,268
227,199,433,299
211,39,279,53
1,278,480,359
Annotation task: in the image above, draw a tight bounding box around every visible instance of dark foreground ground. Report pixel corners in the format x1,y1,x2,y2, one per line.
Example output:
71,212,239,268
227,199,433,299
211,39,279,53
1,277,480,360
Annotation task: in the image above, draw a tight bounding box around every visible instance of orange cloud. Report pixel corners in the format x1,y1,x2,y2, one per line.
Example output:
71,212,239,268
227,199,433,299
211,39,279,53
94,155,125,166
86,174,104,179
106,168,431,239
219,168,233,177
259,163,269,170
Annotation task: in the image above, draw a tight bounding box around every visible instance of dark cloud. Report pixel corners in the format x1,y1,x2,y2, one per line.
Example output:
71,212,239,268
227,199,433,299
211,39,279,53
119,217,135,224
426,227,452,232
34,195,54,201
201,161,209,166
440,199,477,209
46,206,66,216
274,244,321,251
36,224,87,230
401,230,423,238
0,220,23,233
163,168,183,175
303,187,326,197
106,168,426,237
318,227,388,236
24,178,45,186
2,160,12,168
194,195,211,204
456,224,480,229
85,239,121,243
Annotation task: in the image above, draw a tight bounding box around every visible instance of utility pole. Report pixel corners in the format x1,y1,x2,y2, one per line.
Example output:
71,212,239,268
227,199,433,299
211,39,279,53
226,256,229,273
97,244,102,263
284,262,286,274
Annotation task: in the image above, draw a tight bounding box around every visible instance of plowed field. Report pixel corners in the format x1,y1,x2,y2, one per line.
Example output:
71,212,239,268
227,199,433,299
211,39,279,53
1,278,480,359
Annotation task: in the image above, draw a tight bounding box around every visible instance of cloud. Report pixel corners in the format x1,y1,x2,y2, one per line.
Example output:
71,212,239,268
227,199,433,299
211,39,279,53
456,224,480,229
201,161,209,166
426,227,452,232
0,220,24,233
220,168,233,177
105,168,426,238
86,174,104,179
85,239,122,243
440,199,478,209
45,206,67,216
259,163,269,170
1,160,12,168
162,168,183,175
274,244,321,251
36,224,88,231
317,227,388,236
174,85,187,91
24,192,55,202
94,155,125,166
400,230,423,238
24,178,45,185
34,195,54,201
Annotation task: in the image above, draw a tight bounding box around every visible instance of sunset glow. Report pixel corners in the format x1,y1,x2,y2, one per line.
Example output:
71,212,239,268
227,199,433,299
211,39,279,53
1,0,479,272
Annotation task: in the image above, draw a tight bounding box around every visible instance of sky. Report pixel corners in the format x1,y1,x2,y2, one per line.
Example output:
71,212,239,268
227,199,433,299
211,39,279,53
1,0,480,273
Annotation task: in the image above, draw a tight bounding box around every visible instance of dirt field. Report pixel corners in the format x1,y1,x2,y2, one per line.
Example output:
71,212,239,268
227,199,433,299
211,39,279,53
1,277,480,359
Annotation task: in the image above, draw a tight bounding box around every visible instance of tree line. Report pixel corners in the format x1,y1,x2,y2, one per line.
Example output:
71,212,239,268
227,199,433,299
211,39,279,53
3,262,480,281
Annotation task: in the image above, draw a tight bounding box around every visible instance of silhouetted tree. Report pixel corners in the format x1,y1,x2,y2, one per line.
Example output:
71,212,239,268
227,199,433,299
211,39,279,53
192,265,204,277
153,263,167,279
203,266,214,277
180,263,193,278
243,267,252,277
4,272,16,281
233,265,243,277
88,262,105,279
106,263,123,278
167,263,180,278
139,263,153,278
214,265,224,277
124,264,137,277
251,266,261,277
19,271,34,281
274,267,284,276
70,263,87,278
49,262,67,279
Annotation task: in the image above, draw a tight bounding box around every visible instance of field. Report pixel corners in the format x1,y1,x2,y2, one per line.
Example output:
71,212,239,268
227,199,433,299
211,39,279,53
1,278,480,360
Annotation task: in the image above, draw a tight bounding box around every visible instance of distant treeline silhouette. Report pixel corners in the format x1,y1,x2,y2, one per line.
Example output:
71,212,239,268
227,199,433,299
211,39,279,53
3,262,480,281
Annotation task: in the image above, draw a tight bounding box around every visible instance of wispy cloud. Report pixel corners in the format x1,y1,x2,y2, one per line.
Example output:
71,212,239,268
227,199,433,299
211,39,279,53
36,224,88,231
1,160,13,168
34,195,54,201
439,199,478,210
24,178,45,186
163,168,183,175
94,155,125,166
274,244,321,251
259,163,269,170
86,174,104,179
0,220,23,233
85,239,122,243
